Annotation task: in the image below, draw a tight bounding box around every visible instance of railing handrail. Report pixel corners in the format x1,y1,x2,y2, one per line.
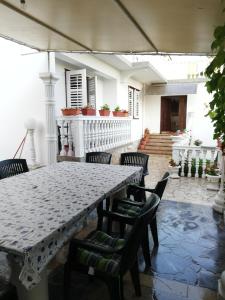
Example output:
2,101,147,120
57,116,132,158
57,115,132,121
173,145,218,151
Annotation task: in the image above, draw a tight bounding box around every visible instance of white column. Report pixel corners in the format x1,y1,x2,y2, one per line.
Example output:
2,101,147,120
39,72,59,165
71,119,85,158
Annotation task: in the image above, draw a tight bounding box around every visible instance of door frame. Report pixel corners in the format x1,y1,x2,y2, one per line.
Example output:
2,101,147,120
160,95,187,133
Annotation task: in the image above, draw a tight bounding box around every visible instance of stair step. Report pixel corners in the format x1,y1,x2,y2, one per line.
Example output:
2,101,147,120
145,145,172,150
149,134,172,140
139,149,172,155
147,142,173,146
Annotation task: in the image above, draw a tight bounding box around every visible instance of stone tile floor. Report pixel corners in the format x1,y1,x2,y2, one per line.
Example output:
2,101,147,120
49,154,222,300
146,154,217,206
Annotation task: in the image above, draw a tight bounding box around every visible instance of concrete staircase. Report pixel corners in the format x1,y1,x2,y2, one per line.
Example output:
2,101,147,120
140,133,173,156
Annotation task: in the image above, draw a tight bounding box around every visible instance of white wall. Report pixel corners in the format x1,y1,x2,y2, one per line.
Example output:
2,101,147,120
0,38,49,165
56,54,144,141
144,83,215,146
186,84,215,146
96,77,104,109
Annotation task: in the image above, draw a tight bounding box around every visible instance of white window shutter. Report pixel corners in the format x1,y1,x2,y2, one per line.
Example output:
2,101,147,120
128,87,134,117
66,69,87,108
133,89,140,119
87,76,97,108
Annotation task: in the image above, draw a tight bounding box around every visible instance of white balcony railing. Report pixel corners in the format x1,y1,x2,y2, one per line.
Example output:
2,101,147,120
57,115,132,158
172,145,221,178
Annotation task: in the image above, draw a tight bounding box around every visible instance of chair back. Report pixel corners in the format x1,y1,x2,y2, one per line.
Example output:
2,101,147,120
0,159,29,179
120,193,160,273
120,152,149,185
86,152,112,164
154,172,170,199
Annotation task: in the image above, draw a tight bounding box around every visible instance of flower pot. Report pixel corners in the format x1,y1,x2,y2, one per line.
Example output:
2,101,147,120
168,165,181,179
122,112,129,117
82,108,96,116
99,109,110,116
113,111,123,117
138,144,145,150
61,108,81,116
206,174,221,191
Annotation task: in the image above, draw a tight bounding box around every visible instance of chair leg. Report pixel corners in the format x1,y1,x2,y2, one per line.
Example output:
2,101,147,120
63,262,71,300
120,275,124,300
130,259,141,297
119,223,126,238
97,202,103,230
108,277,121,300
150,217,159,247
141,226,151,268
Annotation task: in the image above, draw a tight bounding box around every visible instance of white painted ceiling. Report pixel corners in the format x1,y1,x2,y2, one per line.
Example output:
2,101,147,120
1,0,222,54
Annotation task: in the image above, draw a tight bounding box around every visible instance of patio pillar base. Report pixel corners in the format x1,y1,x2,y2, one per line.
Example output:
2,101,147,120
213,191,225,214
39,72,59,165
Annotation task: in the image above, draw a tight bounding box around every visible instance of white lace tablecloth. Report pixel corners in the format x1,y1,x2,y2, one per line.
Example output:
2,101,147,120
0,162,142,290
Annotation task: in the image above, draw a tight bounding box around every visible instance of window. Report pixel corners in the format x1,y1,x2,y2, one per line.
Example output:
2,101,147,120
66,69,96,108
128,86,140,119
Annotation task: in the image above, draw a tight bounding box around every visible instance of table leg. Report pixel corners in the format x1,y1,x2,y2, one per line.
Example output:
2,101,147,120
110,186,127,232
9,258,49,300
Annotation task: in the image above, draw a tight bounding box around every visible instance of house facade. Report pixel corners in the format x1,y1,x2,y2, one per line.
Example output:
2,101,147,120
0,38,215,166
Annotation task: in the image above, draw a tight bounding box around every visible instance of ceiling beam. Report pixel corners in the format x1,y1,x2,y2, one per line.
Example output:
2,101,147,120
114,0,158,53
0,0,92,51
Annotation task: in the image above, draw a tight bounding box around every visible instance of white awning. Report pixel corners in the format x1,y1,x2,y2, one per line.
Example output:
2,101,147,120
0,0,223,54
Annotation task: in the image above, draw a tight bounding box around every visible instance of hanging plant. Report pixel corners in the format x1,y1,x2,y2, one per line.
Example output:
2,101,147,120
205,21,225,153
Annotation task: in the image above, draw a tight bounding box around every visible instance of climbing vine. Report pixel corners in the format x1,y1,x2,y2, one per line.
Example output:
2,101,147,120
205,22,225,146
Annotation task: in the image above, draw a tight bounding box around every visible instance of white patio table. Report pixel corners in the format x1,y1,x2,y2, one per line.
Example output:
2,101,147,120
0,161,142,300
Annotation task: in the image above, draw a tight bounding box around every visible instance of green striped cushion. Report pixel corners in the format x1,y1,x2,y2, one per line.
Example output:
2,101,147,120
116,195,154,217
117,203,142,217
76,231,125,275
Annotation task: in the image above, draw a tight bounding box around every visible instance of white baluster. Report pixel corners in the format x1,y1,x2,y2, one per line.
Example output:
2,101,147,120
59,120,67,156
195,149,201,178
90,120,94,151
181,149,186,177
67,121,74,157
202,148,207,178
83,120,88,153
92,120,96,151
187,149,193,177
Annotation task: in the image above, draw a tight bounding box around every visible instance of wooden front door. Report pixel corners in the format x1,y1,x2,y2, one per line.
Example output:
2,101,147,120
160,95,187,132
178,96,187,131
160,97,172,132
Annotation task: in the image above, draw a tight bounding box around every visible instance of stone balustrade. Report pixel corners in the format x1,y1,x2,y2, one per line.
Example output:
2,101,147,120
172,145,220,178
57,115,132,158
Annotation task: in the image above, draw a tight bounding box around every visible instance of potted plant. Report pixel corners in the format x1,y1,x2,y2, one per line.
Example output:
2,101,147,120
113,106,122,117
168,159,181,179
121,109,129,117
194,139,203,146
206,165,221,191
61,107,81,116
205,22,225,212
99,104,110,116
81,105,96,116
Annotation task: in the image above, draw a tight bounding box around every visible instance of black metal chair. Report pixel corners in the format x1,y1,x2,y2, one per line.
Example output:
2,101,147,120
120,152,149,186
110,172,170,267
0,159,29,179
64,193,160,300
86,152,112,164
